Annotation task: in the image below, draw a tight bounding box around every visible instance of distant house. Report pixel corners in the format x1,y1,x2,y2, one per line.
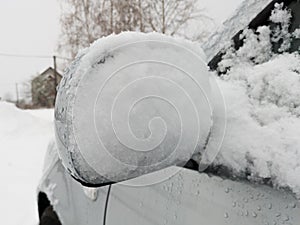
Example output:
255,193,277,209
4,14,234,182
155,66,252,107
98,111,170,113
31,67,62,108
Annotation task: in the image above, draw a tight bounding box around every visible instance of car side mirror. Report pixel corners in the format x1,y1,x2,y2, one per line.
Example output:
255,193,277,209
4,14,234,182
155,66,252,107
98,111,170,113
54,32,215,186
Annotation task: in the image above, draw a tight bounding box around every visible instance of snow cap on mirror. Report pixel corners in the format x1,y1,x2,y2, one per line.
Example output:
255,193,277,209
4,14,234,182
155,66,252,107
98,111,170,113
54,32,220,186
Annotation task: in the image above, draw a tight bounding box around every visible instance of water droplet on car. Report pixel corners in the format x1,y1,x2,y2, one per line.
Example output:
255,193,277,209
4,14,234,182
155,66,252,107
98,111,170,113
290,202,297,208
225,188,230,193
275,213,281,217
224,212,229,218
164,218,168,225
257,205,261,211
252,212,257,218
232,202,237,207
268,203,272,209
282,215,289,221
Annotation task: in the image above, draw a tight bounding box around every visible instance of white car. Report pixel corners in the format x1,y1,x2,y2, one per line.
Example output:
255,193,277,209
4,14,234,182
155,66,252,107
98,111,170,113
38,141,300,225
36,31,300,225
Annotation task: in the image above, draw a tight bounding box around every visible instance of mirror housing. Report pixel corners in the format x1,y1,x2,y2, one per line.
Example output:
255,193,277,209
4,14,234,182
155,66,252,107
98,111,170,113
54,32,214,186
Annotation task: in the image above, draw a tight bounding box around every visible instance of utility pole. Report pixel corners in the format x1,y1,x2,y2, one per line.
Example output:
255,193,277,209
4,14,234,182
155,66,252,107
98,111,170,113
53,55,57,106
15,83,19,106
162,0,165,34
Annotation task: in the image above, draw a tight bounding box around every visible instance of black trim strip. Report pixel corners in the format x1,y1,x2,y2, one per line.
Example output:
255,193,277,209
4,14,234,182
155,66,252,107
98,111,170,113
103,185,112,225
71,174,115,188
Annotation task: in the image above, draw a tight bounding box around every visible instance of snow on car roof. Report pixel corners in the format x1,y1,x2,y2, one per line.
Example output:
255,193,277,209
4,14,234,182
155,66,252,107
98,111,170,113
202,0,274,62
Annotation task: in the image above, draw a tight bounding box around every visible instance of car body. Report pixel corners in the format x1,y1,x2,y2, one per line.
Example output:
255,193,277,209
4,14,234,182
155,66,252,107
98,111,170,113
37,141,300,225
37,1,300,224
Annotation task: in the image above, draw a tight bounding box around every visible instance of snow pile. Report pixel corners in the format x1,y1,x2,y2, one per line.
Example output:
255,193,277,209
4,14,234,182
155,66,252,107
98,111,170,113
202,0,273,61
269,3,296,53
210,3,300,196
212,52,300,196
0,102,54,225
218,3,300,73
218,26,273,72
294,29,300,39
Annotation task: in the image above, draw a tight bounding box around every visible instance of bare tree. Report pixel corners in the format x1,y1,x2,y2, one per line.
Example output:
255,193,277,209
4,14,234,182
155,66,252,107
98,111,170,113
143,0,201,35
113,0,141,33
58,0,211,58
59,0,110,58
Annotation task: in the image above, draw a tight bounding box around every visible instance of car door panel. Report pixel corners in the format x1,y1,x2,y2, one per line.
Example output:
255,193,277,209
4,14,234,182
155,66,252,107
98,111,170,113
39,158,109,225
107,167,300,225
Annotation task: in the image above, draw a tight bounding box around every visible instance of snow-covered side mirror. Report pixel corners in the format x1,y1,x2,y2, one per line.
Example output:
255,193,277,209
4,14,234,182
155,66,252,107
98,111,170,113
54,32,219,186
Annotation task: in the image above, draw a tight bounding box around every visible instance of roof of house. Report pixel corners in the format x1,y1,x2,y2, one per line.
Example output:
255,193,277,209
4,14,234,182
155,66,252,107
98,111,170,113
32,67,62,81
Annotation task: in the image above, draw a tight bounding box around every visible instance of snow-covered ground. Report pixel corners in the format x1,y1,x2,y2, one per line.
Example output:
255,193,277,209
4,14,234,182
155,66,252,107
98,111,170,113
0,102,54,225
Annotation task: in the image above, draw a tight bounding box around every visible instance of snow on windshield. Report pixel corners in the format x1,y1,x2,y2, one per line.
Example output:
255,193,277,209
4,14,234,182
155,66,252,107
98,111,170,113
212,53,300,196
208,3,300,197
202,0,273,62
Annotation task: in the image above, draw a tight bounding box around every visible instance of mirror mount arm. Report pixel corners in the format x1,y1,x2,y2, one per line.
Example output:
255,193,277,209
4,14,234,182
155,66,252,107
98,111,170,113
71,175,116,188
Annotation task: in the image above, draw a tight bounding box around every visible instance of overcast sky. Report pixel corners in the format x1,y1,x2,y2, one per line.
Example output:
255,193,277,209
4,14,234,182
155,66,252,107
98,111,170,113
0,0,60,99
0,0,241,100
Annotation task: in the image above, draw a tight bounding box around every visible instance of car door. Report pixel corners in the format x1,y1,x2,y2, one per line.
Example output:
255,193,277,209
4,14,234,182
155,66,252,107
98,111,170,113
106,166,300,225
39,153,110,225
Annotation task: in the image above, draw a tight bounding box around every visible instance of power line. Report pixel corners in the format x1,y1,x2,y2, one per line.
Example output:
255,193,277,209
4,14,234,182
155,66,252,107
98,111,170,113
0,84,17,86
0,52,50,59
0,52,71,60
